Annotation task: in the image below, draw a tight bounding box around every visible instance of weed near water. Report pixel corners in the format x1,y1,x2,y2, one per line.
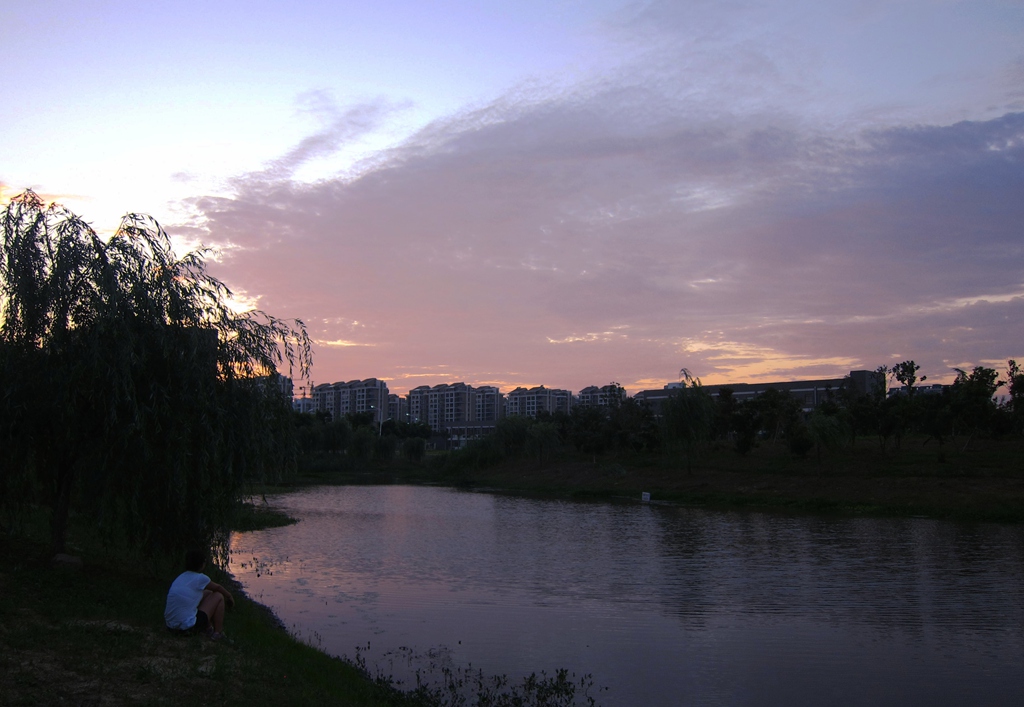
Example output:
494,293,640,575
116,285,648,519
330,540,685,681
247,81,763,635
352,644,604,707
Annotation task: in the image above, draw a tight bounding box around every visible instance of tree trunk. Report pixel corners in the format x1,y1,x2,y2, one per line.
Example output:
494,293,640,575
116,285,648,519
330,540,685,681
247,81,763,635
50,459,75,556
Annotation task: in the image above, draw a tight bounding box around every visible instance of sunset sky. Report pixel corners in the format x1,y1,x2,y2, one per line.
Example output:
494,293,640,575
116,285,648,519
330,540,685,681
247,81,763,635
2,0,1022,395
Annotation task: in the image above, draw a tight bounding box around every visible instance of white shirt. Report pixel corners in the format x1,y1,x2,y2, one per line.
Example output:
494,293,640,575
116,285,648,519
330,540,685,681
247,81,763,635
164,570,211,629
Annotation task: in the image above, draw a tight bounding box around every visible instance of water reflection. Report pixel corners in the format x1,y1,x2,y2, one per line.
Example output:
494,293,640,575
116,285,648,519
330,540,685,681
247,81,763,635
230,486,1024,706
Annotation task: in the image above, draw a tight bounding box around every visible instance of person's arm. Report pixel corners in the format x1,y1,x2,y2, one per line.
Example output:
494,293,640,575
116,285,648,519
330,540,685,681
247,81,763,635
205,581,235,607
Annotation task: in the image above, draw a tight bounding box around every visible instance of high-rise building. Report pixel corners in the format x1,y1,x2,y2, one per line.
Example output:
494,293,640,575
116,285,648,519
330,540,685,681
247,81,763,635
387,393,408,423
505,385,572,418
407,383,505,434
474,386,504,421
578,384,627,407
312,378,389,424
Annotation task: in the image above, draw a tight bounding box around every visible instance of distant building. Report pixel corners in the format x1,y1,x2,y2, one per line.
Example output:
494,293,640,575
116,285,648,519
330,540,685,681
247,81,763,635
274,375,294,399
387,393,409,422
634,370,886,414
407,382,504,435
312,378,389,424
578,384,627,408
505,386,572,418
887,383,947,398
292,396,315,414
474,386,504,422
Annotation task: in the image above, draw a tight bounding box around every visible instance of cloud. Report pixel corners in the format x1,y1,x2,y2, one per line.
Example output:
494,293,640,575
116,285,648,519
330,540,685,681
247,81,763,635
245,94,400,183
178,68,1024,394
316,339,377,348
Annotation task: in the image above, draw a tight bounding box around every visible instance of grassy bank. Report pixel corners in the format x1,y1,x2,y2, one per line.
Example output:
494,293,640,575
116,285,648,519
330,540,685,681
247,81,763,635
0,529,396,706
1,507,602,707
280,435,1024,523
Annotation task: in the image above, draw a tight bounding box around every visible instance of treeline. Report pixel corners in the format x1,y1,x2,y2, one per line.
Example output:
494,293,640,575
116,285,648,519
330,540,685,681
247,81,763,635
844,361,1024,451
295,411,431,465
433,361,1024,474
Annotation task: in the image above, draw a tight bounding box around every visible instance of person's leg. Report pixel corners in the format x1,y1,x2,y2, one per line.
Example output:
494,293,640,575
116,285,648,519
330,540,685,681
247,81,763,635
193,610,210,633
198,591,225,633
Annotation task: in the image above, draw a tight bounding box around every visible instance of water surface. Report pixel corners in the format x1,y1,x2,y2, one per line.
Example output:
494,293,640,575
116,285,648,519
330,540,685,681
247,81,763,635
229,485,1024,706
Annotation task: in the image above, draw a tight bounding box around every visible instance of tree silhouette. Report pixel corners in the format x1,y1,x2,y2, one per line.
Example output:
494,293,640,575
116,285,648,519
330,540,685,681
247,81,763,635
950,366,1003,450
662,374,715,472
0,192,311,558
892,360,926,397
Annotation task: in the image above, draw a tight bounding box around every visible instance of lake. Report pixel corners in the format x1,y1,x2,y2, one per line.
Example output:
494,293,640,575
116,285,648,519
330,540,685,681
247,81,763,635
228,485,1024,706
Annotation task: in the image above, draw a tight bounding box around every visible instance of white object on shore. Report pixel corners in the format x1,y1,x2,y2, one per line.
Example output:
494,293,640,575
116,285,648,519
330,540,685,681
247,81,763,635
641,492,651,503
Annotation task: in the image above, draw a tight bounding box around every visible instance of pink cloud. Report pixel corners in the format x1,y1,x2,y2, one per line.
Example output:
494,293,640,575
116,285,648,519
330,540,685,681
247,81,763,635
180,89,1024,394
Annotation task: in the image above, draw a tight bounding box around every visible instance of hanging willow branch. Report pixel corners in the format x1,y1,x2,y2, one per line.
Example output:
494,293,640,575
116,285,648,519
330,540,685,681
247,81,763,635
0,191,312,559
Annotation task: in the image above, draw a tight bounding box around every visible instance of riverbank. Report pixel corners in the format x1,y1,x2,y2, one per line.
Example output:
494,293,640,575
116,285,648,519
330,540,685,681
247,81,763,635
1,511,601,706
282,435,1024,523
0,526,396,706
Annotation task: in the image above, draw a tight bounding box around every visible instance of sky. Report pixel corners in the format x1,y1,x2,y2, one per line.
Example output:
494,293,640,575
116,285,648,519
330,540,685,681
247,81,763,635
2,0,1022,395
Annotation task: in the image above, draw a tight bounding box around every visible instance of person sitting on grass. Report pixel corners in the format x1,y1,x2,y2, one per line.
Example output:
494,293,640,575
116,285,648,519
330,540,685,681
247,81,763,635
164,549,235,640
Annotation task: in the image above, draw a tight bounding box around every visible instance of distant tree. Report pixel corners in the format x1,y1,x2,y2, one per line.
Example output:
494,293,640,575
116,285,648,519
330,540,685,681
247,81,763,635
786,420,815,459
609,397,661,453
382,419,432,439
839,368,888,446
712,387,738,442
526,421,561,465
604,381,626,409
806,408,848,468
731,403,760,455
876,395,902,452
0,192,311,558
401,436,427,464
349,426,377,462
346,410,376,429
536,409,573,447
751,388,801,446
885,361,929,449
661,373,716,472
916,390,954,449
328,418,355,452
494,415,532,457
950,366,1004,449
567,405,611,456
892,360,926,398
1006,359,1024,436
375,434,399,464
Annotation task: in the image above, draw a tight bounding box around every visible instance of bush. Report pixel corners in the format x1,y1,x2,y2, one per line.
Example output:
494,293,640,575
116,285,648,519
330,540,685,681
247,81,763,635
402,437,427,463
350,427,377,462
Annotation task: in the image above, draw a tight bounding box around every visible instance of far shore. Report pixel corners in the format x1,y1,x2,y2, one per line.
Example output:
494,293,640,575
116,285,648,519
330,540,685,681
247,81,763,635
263,435,1024,524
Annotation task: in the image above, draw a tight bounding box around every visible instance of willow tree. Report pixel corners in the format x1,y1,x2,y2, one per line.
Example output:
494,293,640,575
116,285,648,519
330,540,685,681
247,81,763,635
661,369,716,473
0,191,311,558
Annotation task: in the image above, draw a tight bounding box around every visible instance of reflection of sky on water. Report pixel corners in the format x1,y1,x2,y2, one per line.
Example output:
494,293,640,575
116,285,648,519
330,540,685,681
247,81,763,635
230,486,1024,707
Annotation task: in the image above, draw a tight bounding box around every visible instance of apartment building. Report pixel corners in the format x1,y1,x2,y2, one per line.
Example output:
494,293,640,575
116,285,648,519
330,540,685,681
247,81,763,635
578,384,627,408
388,393,409,423
407,382,504,432
311,378,390,424
505,385,573,418
292,396,316,414
474,386,504,421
